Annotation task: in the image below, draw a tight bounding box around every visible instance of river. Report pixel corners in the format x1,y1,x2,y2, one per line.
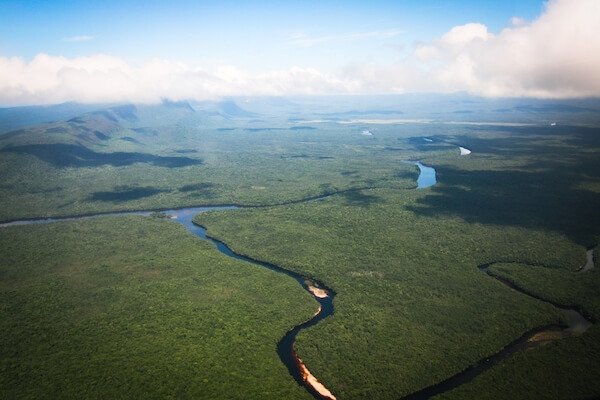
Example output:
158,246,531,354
0,162,594,400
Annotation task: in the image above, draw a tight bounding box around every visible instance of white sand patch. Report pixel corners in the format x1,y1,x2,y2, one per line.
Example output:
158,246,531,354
307,284,329,298
444,121,534,127
296,354,337,400
579,249,595,272
339,118,432,124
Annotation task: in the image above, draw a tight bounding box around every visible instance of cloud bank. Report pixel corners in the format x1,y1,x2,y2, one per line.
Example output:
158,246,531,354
1,0,599,105
389,0,600,98
0,55,354,105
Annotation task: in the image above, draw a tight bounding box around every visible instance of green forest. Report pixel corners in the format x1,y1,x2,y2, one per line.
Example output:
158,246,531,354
0,216,315,399
1,99,599,399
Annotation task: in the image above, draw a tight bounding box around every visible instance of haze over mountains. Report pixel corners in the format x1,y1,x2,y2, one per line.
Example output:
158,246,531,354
2,95,600,137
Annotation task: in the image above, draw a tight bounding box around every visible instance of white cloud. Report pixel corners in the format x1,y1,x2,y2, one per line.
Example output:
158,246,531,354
510,17,527,27
440,23,491,47
0,53,358,105
346,0,600,98
0,0,599,105
348,0,600,98
63,35,96,42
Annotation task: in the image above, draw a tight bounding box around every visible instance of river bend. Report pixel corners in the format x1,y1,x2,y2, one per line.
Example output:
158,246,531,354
1,162,594,399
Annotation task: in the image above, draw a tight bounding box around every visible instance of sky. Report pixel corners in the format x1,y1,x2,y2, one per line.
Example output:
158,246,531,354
0,0,599,105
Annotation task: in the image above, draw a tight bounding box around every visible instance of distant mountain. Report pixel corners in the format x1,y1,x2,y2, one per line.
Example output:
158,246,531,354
1,106,130,148
191,99,256,119
160,98,195,112
511,104,600,113
215,100,256,118
2,95,600,142
69,105,138,125
0,102,112,134
0,101,200,150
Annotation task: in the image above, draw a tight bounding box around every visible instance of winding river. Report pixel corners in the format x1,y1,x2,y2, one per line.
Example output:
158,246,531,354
0,204,337,399
0,161,594,400
401,261,594,400
162,207,338,400
1,208,342,398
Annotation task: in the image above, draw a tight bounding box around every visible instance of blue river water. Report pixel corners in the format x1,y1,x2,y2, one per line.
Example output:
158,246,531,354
414,161,437,189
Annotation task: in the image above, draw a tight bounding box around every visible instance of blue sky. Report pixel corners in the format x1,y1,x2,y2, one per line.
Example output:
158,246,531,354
0,0,545,71
1,0,599,104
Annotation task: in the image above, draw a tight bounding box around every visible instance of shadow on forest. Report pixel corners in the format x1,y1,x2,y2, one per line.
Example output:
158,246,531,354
1,144,203,168
406,137,453,152
179,183,216,192
340,190,383,207
415,125,600,158
397,169,419,182
407,127,600,247
88,186,168,202
179,182,218,199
